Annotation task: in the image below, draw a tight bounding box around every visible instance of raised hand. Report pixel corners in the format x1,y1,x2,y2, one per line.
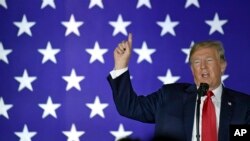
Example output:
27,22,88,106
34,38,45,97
114,33,132,70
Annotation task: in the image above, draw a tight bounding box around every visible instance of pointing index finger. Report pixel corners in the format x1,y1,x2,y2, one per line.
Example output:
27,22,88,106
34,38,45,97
128,33,132,47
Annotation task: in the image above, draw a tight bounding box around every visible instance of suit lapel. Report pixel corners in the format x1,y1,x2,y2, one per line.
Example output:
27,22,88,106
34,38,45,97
218,88,234,141
183,85,197,141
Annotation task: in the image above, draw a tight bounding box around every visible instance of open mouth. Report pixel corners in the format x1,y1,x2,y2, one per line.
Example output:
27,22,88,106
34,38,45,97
202,72,209,78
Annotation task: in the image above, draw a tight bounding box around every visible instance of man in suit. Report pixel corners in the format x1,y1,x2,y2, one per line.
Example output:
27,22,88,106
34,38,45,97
107,33,250,141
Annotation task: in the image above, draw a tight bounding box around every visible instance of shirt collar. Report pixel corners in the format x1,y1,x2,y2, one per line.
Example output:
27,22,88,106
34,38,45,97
211,84,223,102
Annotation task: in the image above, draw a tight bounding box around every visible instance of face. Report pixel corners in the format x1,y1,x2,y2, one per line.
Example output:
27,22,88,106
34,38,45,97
190,47,227,90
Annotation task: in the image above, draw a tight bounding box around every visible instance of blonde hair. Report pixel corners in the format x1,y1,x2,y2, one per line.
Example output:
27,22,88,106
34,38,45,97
188,40,226,64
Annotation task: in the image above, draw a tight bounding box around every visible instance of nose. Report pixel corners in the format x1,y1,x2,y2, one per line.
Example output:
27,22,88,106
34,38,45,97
200,60,207,69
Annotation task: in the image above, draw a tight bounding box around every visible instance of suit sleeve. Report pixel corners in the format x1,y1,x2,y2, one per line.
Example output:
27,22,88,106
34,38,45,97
107,70,166,123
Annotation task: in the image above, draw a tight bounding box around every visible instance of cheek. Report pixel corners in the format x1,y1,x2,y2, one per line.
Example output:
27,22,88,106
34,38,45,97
192,68,201,78
209,66,221,76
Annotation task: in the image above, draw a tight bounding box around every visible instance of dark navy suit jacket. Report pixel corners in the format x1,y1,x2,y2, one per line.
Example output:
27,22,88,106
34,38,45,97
107,71,250,141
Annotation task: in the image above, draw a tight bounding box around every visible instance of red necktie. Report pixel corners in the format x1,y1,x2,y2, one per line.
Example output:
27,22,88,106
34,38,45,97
202,91,217,141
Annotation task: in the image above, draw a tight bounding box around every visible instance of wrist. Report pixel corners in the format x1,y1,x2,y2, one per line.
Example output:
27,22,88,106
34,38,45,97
114,64,128,70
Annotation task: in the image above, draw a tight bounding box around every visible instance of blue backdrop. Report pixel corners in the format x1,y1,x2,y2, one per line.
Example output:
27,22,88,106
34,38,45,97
0,0,250,141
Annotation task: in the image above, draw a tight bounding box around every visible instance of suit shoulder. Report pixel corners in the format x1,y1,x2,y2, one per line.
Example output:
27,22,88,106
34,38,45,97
224,87,250,101
162,83,193,88
161,83,194,93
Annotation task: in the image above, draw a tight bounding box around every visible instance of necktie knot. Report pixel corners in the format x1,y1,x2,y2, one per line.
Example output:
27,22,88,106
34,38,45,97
206,90,214,98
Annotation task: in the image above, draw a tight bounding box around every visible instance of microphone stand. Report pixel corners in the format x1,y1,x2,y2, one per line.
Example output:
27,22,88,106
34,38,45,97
196,93,202,141
196,83,209,141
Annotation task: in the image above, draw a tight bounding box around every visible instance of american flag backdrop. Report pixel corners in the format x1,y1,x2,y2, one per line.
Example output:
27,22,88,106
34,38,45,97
0,0,250,140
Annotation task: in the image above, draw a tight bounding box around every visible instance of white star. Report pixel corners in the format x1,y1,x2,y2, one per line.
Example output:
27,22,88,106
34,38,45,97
181,41,194,63
0,97,13,119
130,75,133,80
38,96,61,119
41,0,56,9
157,14,179,36
0,42,12,64
14,69,37,92
85,42,108,64
61,14,84,36
110,124,133,141
13,14,36,37
38,42,60,64
185,0,200,8
62,69,85,91
205,13,228,35
136,0,152,9
109,14,131,36
86,96,108,118
221,74,229,85
15,124,37,141
133,41,156,63
0,0,8,9
89,0,104,9
62,124,85,141
157,69,180,84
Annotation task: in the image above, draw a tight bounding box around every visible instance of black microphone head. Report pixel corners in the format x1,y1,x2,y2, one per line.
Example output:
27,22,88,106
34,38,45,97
198,83,209,96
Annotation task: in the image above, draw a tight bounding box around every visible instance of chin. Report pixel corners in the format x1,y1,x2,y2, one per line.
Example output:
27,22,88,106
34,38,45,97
198,80,210,85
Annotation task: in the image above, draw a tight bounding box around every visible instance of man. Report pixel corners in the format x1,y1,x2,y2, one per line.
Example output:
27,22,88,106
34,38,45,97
107,33,250,141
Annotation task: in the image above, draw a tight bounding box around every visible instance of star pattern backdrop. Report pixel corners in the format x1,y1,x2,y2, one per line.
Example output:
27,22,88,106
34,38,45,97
0,0,250,141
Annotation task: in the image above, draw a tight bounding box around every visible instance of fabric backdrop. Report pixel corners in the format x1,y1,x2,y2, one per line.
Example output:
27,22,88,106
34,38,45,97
0,0,250,141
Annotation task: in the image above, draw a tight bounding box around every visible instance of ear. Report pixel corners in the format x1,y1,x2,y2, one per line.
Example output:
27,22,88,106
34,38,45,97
221,61,227,74
190,64,195,75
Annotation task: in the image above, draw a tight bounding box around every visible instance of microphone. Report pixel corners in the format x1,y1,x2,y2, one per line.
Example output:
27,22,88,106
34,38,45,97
198,83,209,97
196,83,209,141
